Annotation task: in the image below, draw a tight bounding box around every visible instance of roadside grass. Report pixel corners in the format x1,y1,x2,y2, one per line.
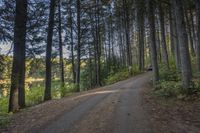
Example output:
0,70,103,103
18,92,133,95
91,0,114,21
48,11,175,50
0,80,78,127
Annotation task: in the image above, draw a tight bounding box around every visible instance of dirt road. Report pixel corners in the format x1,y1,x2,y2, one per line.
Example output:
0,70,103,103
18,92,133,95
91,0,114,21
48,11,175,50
4,72,153,133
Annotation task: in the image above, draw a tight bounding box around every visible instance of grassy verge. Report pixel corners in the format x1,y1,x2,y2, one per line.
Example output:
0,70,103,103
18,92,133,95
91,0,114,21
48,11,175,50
0,80,78,127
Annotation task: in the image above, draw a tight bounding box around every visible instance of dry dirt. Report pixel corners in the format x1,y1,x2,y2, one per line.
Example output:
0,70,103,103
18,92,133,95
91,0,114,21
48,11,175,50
142,84,200,133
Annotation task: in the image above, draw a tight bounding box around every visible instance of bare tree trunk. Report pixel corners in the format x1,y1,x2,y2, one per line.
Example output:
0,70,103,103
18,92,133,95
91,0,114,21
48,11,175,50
76,0,81,91
173,0,192,89
155,15,162,62
169,4,175,56
95,0,101,86
9,0,27,112
158,2,169,68
44,0,56,101
196,0,200,72
58,0,65,87
190,9,197,50
69,1,76,83
170,0,181,71
185,9,195,56
137,0,145,71
123,0,132,67
147,0,159,85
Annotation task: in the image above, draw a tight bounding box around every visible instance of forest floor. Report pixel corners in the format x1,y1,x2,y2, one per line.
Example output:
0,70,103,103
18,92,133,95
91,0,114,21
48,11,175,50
1,72,200,133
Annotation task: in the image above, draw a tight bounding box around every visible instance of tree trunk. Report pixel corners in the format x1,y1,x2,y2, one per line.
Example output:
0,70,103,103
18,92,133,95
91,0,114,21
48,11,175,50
9,0,27,112
158,2,169,68
44,0,56,101
196,0,200,72
173,0,192,89
170,0,181,71
123,0,132,67
69,1,76,83
76,0,81,91
169,4,175,56
185,9,195,56
95,0,101,86
147,0,159,85
137,0,145,71
189,9,197,50
58,0,65,87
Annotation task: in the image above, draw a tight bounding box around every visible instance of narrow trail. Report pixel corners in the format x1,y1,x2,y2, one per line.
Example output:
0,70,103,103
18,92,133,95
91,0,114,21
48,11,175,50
4,72,153,133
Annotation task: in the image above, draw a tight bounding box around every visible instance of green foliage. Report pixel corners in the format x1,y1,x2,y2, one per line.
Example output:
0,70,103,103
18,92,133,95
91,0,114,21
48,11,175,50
105,66,141,85
154,63,200,99
154,63,184,98
130,65,141,75
60,83,78,97
105,69,130,85
26,87,44,106
0,97,8,113
159,64,180,81
190,78,200,94
154,81,185,98
0,97,10,127
0,113,10,127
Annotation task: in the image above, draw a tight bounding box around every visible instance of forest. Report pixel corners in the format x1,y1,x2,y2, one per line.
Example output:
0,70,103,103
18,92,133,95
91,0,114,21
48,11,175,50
0,0,200,132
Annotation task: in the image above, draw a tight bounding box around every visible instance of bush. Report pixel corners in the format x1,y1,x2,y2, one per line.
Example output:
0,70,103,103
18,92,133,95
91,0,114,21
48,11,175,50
154,63,200,99
60,83,78,97
0,113,10,127
0,97,10,127
159,64,180,81
26,87,44,106
191,78,200,94
154,81,186,98
105,68,130,85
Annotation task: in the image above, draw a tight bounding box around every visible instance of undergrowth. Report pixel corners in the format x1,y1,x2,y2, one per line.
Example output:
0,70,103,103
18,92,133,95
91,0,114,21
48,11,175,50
105,66,141,85
153,63,200,100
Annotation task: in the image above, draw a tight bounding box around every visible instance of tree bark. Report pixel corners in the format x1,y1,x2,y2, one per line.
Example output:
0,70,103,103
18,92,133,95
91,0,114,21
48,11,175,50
137,0,145,71
147,0,159,85
44,0,56,101
173,0,192,89
185,9,195,56
95,0,101,86
158,2,169,68
76,0,81,91
196,0,200,72
9,0,27,112
58,0,65,87
123,0,132,67
69,1,76,83
170,0,181,71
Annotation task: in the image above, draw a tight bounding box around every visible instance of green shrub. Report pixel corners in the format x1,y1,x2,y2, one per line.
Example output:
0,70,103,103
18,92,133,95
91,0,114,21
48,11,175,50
154,63,200,99
105,68,130,85
0,97,8,113
26,87,44,106
0,113,10,127
60,83,78,97
191,78,200,94
159,64,180,81
0,97,10,127
154,81,186,98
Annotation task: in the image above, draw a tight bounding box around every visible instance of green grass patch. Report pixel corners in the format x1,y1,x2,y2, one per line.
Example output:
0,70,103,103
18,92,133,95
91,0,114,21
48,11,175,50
0,97,10,127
